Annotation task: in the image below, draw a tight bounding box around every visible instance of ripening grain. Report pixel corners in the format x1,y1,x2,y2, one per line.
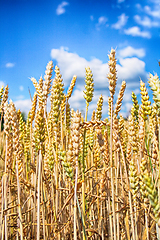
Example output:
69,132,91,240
0,50,160,239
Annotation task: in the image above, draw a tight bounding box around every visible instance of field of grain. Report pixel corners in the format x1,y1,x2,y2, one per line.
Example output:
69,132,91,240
0,49,160,239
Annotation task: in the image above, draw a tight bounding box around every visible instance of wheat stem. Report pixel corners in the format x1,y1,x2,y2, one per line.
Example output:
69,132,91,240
37,151,42,240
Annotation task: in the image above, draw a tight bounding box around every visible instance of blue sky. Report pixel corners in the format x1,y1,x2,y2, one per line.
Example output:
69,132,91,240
0,0,160,118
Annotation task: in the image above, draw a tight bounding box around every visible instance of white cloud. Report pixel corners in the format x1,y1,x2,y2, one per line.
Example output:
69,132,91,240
50,47,147,118
144,5,160,18
124,26,151,38
56,1,69,15
112,13,128,29
5,62,15,68
51,46,146,85
96,16,108,30
19,85,24,91
134,15,159,27
98,16,108,24
69,87,85,109
118,46,146,58
117,57,146,80
51,46,109,88
14,99,32,114
51,47,89,83
136,1,160,18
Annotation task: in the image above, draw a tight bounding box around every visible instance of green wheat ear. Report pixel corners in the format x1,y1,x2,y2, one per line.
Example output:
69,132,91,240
148,73,160,116
131,92,139,121
143,173,160,220
83,67,94,106
96,94,103,120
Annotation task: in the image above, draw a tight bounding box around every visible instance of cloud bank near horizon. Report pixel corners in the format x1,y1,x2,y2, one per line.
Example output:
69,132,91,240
50,46,147,117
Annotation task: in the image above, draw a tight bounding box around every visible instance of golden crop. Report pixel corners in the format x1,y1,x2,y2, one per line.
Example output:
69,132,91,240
0,49,160,239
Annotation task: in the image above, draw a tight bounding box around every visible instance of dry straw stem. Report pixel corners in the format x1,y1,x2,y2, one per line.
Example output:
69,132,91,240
71,110,81,240
16,161,23,240
82,66,94,240
108,48,117,240
37,150,42,240
129,156,139,239
149,73,160,215
1,50,160,239
129,158,139,202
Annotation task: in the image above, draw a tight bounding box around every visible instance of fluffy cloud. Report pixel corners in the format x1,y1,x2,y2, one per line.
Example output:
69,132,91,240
112,13,128,29
134,15,159,27
96,16,108,30
144,5,160,18
51,47,109,88
51,47,146,85
124,26,151,38
98,16,108,25
56,1,69,15
50,47,148,117
118,46,145,58
14,99,32,114
136,1,160,19
14,46,146,119
117,57,146,80
5,62,15,68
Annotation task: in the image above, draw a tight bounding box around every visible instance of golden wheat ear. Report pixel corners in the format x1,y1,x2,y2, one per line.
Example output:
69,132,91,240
2,49,160,239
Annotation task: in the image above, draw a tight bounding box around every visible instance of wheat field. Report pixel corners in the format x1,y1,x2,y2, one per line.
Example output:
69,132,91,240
0,49,160,239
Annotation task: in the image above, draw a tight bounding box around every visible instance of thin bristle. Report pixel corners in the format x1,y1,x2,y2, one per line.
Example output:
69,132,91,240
0,50,160,239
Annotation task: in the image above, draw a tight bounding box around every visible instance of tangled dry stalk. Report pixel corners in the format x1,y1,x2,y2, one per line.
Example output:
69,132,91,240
0,49,160,239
